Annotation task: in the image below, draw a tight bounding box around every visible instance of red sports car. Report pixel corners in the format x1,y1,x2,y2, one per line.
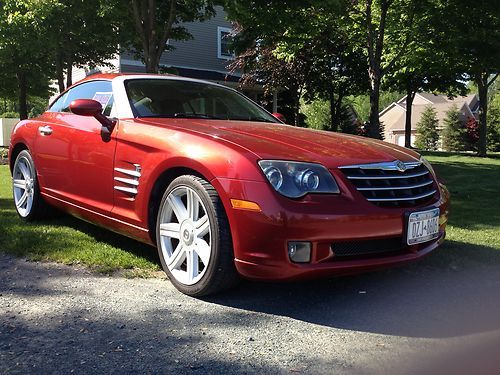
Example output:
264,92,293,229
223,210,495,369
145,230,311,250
8,74,450,296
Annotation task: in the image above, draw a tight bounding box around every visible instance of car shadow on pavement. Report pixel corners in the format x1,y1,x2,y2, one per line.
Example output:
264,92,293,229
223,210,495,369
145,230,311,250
206,240,500,339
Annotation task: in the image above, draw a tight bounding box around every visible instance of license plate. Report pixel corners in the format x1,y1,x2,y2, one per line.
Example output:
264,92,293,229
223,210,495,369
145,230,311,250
407,208,440,245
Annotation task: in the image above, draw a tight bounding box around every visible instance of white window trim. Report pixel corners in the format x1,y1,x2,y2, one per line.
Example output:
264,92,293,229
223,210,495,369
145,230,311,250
217,26,234,60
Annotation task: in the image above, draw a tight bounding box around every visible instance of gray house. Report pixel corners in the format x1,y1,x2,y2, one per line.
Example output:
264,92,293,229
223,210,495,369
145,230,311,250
119,6,240,84
69,7,273,101
66,6,279,113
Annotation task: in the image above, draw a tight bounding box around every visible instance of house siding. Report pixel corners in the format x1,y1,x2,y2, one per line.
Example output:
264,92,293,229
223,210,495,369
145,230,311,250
120,6,235,76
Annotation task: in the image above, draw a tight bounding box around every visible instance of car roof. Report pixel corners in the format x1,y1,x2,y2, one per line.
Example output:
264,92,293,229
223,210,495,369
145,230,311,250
73,73,224,88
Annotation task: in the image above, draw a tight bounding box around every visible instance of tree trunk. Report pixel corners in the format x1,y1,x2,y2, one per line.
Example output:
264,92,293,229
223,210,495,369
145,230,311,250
404,82,416,148
145,53,159,73
130,0,176,74
66,61,73,89
294,89,300,127
368,72,382,139
475,72,488,157
328,88,338,132
55,49,65,93
16,71,28,120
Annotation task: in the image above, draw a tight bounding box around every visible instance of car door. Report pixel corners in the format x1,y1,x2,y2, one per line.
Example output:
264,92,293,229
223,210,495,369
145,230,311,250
34,80,116,215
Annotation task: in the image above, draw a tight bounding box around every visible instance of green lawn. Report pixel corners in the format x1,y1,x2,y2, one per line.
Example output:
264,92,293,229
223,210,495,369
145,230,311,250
0,164,160,275
423,152,500,251
0,153,499,275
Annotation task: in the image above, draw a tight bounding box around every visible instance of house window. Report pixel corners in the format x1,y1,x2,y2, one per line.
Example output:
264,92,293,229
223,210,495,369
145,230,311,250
217,26,234,59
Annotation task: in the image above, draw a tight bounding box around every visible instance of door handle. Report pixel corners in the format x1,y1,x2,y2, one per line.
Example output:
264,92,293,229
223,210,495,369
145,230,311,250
38,126,53,136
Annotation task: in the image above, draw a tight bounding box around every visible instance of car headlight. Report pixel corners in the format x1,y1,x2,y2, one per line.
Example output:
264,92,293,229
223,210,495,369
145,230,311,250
258,160,340,198
420,156,437,179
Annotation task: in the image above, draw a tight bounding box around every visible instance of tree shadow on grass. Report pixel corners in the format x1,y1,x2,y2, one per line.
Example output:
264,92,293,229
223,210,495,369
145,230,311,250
206,240,500,339
0,197,160,271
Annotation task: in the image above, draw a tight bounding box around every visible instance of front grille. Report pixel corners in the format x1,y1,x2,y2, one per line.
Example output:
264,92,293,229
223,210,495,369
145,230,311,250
339,160,437,207
331,237,404,258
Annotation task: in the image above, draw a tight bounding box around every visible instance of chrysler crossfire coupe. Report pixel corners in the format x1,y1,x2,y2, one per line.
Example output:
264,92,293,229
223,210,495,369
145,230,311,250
9,74,450,296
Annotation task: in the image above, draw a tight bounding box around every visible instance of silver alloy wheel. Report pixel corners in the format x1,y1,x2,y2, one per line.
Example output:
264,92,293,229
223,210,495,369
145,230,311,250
13,154,35,218
158,185,212,285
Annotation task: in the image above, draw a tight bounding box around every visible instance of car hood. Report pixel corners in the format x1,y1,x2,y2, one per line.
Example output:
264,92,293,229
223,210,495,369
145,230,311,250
136,118,421,168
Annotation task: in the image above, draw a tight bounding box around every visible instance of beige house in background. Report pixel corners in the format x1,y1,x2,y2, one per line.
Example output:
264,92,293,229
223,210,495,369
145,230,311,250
380,92,479,147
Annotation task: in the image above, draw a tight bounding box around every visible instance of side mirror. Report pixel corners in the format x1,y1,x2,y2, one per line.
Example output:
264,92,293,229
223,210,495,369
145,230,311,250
70,99,116,130
272,112,286,123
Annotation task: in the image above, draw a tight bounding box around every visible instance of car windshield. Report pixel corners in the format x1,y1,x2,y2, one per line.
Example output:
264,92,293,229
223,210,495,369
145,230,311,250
125,78,278,123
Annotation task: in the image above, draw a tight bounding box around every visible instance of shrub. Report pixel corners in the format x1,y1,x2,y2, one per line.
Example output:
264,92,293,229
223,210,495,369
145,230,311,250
302,99,330,130
302,98,362,134
442,105,467,151
0,111,19,118
465,117,479,151
415,106,439,150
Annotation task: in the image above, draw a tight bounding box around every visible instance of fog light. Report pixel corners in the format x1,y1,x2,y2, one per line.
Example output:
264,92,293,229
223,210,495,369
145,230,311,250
288,242,311,263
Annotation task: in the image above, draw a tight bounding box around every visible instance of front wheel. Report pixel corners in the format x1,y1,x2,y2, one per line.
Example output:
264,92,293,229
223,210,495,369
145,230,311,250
156,175,239,296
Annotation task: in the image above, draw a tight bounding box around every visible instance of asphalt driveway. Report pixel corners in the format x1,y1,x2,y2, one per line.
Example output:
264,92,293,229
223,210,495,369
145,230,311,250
1,244,499,374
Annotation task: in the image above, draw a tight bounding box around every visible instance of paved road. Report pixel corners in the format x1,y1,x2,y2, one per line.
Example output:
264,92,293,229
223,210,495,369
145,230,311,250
1,247,500,374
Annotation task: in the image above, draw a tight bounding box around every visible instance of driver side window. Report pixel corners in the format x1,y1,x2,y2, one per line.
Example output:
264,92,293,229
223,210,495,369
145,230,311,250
48,80,114,116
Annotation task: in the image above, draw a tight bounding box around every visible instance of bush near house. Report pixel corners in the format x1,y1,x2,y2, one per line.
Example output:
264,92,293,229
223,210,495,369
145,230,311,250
415,105,440,151
465,117,479,151
442,105,467,151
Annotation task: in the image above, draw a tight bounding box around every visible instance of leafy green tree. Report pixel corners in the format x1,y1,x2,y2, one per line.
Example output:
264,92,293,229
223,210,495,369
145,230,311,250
346,0,418,139
0,1,53,119
303,98,361,134
350,91,403,123
385,0,467,148
47,0,122,92
337,104,362,135
443,0,500,156
302,99,330,130
414,106,439,150
487,93,500,152
442,105,466,151
224,1,368,129
299,27,368,132
123,0,215,73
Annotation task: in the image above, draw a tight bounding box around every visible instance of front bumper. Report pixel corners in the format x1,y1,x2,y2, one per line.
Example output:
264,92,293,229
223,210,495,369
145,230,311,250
213,178,450,281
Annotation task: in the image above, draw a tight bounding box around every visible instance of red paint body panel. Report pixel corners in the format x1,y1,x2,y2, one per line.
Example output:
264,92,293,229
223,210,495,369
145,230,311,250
8,74,450,282
213,177,449,280
34,112,116,215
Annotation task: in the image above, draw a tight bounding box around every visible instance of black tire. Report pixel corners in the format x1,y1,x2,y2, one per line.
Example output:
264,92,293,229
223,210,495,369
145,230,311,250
12,150,48,221
155,175,239,296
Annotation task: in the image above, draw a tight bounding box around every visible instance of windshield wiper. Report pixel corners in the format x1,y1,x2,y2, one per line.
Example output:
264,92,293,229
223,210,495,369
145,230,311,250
139,113,223,119
228,116,276,123
173,113,223,119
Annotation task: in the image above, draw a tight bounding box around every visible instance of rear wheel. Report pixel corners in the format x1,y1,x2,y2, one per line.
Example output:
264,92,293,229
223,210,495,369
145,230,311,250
156,175,239,296
12,150,47,221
